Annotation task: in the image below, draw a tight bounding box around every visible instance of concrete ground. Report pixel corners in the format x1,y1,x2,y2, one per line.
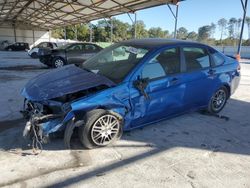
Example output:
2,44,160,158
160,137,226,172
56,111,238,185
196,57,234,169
0,51,250,188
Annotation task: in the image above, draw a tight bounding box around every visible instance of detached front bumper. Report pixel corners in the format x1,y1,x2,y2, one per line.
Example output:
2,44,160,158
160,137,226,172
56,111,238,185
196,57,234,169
21,99,69,143
23,114,64,143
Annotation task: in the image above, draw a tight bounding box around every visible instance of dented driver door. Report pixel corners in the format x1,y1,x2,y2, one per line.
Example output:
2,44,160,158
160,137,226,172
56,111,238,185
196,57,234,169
129,47,185,128
129,74,185,128
130,47,185,128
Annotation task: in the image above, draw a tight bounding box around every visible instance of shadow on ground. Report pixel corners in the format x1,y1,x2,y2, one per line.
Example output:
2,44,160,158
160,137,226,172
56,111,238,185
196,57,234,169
0,65,49,71
0,98,249,187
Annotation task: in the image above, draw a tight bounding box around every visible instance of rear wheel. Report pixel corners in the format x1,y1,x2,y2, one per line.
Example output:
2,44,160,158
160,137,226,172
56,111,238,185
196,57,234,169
79,109,122,149
52,57,65,68
208,86,228,114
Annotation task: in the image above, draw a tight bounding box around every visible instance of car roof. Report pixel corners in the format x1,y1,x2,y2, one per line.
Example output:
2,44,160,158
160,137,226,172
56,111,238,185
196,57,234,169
14,42,28,44
70,42,98,45
120,38,205,49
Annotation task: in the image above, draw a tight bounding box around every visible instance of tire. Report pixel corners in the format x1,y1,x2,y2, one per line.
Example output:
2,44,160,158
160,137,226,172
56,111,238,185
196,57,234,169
79,109,122,149
31,52,38,58
52,57,65,68
207,86,228,114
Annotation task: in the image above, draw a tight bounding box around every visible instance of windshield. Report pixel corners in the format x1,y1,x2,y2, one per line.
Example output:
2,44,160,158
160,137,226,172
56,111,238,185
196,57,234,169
81,43,149,83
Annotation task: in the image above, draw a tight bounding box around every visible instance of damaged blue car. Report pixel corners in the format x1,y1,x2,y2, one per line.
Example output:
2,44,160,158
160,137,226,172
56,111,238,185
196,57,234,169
21,39,240,149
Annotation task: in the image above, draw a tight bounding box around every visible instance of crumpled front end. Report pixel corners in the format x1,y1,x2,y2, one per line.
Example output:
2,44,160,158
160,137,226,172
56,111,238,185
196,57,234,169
21,99,67,144
20,65,117,146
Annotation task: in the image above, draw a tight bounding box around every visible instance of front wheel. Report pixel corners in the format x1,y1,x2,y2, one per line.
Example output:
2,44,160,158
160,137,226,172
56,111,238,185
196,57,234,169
79,109,122,149
52,57,65,68
207,86,228,114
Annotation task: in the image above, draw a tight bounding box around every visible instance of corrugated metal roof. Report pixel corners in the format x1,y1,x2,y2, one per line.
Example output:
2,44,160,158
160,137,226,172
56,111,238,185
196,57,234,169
0,0,182,29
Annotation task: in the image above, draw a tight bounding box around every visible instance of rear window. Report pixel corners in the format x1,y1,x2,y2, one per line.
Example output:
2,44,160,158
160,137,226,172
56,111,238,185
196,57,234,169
183,47,210,71
209,48,225,66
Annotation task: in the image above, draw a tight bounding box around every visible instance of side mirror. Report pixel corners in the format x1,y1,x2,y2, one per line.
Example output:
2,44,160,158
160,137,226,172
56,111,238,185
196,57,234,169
133,78,150,99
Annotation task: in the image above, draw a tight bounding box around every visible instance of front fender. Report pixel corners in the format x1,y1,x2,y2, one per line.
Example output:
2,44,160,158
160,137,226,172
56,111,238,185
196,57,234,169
66,84,131,129
63,111,75,124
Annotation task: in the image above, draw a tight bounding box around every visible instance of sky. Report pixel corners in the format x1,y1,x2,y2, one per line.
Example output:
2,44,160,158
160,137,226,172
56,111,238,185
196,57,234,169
93,0,250,39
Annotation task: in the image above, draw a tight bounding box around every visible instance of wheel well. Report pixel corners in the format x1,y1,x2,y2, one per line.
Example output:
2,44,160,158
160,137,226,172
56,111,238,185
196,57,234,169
223,84,231,98
54,56,65,61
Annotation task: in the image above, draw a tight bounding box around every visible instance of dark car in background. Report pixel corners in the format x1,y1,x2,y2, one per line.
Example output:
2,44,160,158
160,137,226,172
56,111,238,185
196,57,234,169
28,42,57,58
38,42,103,68
5,42,30,51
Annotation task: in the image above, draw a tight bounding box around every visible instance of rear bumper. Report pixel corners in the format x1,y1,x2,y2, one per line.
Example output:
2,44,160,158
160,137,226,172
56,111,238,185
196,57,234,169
231,73,240,95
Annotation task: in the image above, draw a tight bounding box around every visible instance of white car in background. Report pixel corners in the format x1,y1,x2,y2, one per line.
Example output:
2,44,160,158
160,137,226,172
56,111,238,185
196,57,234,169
28,42,57,58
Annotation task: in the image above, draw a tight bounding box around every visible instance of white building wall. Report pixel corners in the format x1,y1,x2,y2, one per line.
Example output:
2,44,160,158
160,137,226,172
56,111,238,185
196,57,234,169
0,26,50,48
214,46,250,59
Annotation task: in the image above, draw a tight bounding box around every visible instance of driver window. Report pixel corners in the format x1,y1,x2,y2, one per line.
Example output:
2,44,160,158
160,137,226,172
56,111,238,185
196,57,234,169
141,47,180,80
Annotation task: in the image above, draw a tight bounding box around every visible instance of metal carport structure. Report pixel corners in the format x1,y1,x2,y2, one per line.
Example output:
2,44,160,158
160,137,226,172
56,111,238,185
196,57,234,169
0,0,181,29
0,0,248,57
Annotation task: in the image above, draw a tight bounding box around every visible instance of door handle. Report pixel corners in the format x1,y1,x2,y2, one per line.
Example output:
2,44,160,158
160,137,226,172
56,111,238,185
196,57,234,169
208,69,216,75
170,77,179,85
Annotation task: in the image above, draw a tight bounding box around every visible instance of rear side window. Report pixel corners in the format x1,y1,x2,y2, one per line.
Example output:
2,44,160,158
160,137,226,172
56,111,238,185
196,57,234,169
84,44,97,53
209,48,225,66
183,47,210,71
68,44,82,51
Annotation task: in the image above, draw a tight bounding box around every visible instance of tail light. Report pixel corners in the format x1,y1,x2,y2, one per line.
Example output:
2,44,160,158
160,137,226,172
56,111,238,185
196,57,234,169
237,63,241,73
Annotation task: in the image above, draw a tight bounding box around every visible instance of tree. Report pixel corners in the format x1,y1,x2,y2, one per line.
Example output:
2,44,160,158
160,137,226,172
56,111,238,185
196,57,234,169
112,19,132,41
148,27,168,38
228,17,237,39
236,18,242,39
51,28,64,39
76,24,89,41
198,25,211,41
187,31,198,41
217,18,227,44
245,16,250,39
133,20,148,39
210,22,216,38
177,27,188,39
91,21,109,42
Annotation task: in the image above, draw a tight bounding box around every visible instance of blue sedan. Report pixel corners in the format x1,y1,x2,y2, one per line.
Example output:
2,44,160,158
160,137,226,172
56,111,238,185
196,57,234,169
21,39,240,149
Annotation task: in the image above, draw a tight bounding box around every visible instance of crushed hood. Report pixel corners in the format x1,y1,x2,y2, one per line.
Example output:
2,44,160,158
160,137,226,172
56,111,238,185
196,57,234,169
21,65,116,101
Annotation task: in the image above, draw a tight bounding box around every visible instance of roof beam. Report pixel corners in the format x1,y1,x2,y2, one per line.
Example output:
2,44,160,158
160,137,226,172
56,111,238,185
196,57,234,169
3,0,22,21
0,0,179,29
12,0,35,20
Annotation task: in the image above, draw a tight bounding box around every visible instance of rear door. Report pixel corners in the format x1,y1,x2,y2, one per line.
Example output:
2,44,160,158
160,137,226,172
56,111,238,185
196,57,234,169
181,45,215,109
66,44,85,64
81,44,100,62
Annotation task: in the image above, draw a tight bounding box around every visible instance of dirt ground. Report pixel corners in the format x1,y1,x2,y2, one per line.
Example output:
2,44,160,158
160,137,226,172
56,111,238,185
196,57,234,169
0,51,250,188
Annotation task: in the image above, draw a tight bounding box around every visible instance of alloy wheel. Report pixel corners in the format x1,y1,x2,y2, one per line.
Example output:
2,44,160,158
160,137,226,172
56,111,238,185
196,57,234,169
54,59,64,68
211,89,226,112
91,114,120,146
